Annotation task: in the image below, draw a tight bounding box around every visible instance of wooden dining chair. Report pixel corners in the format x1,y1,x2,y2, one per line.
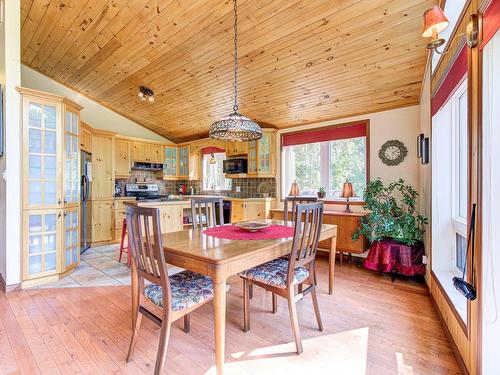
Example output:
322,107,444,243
283,196,318,224
125,205,214,375
239,202,324,354
191,196,224,229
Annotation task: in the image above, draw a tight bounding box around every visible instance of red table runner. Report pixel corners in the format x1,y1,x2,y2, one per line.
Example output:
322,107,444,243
203,225,294,240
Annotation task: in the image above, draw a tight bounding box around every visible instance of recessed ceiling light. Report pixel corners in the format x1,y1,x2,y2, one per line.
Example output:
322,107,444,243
138,86,154,102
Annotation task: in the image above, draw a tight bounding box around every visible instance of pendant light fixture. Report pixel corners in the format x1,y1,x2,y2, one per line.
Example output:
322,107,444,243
209,0,262,142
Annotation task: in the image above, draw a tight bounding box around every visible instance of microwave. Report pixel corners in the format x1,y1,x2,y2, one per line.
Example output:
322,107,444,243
223,158,247,174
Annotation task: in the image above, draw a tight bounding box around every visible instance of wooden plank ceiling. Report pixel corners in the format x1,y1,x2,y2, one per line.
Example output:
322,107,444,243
21,0,436,143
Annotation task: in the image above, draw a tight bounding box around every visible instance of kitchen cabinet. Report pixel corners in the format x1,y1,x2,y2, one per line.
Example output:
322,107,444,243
92,199,114,242
248,129,276,177
131,141,147,162
147,143,164,163
80,123,92,153
19,88,83,282
163,146,178,179
131,141,164,163
230,199,274,223
178,146,189,178
115,138,131,179
159,205,184,233
226,141,248,156
63,206,80,271
91,133,114,199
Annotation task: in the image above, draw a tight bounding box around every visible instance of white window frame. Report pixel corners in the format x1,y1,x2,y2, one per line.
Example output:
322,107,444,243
450,78,468,277
281,137,367,200
202,153,232,192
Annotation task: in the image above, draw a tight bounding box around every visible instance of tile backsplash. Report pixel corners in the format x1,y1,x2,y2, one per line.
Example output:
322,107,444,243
116,170,276,199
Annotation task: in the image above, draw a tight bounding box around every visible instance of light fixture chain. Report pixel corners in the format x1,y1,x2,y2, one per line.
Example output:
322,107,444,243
233,0,238,113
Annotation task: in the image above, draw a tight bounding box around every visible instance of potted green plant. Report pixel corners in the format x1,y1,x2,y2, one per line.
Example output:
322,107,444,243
352,178,428,246
317,186,326,199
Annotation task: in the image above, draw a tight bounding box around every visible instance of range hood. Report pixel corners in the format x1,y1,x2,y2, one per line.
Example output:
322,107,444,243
131,162,163,171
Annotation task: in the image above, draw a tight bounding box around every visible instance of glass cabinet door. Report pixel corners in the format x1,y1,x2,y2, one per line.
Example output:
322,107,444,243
24,210,61,279
64,110,80,206
179,146,189,176
63,207,79,270
248,141,258,175
163,146,178,176
258,133,271,174
25,100,61,209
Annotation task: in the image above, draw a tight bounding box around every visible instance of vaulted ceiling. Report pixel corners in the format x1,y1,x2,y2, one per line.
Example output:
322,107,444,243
21,0,435,143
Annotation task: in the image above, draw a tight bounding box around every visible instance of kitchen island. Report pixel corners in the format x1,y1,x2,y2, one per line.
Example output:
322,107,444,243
122,196,276,233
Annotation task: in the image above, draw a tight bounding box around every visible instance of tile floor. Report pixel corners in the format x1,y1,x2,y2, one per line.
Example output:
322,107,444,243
32,244,184,289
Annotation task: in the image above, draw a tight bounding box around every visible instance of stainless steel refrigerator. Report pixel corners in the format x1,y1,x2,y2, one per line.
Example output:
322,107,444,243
80,151,92,253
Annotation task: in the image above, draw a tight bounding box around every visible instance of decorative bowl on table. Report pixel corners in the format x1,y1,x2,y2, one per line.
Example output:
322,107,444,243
235,221,271,232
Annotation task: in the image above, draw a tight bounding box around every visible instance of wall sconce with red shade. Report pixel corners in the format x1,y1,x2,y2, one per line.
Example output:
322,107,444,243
422,5,479,54
341,181,355,213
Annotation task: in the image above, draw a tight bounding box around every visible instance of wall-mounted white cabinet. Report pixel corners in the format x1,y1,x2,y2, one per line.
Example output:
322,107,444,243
19,87,83,283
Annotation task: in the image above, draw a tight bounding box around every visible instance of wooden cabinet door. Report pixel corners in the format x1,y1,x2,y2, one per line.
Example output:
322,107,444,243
115,139,130,178
247,141,258,175
92,135,114,199
178,146,189,177
231,201,246,223
163,146,178,178
63,206,79,270
159,206,183,233
23,97,63,210
148,143,163,163
23,209,62,280
131,141,147,162
245,202,266,221
258,133,272,175
188,148,199,180
80,126,92,153
63,107,80,207
91,200,114,242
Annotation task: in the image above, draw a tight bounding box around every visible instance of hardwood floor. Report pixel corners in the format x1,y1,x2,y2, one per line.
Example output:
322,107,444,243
0,260,459,375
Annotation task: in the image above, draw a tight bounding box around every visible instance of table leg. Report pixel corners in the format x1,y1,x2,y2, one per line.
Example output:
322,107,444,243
213,279,227,375
329,236,337,295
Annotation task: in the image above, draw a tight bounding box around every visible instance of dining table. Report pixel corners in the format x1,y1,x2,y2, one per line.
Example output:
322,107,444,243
130,219,337,375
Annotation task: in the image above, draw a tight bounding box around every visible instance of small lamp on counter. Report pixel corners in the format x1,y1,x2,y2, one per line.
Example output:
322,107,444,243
341,181,355,213
289,180,300,196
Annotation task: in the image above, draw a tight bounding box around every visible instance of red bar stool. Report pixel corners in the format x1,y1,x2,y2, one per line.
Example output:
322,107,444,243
119,218,131,267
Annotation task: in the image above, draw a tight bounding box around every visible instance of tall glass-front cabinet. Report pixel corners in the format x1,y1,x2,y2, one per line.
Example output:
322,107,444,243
247,129,276,177
20,88,83,283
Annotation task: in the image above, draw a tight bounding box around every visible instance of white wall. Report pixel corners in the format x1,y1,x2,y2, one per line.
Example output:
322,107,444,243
21,65,170,143
0,0,22,286
419,62,432,283
276,105,422,211
481,29,500,375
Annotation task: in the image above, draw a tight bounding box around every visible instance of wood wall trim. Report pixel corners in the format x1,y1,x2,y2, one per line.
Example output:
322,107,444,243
431,270,469,336
430,293,471,375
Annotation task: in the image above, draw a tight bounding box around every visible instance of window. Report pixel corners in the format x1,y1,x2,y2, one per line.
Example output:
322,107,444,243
282,122,367,200
202,153,232,192
431,76,469,322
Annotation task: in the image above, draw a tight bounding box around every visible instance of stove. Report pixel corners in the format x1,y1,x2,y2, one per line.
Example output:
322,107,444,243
125,183,160,200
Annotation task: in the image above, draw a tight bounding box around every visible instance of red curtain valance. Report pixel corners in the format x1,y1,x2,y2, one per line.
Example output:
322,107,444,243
200,146,225,155
431,45,467,116
281,121,367,147
481,0,500,49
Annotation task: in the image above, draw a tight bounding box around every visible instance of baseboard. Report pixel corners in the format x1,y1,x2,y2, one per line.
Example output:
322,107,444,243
0,273,22,293
430,294,470,375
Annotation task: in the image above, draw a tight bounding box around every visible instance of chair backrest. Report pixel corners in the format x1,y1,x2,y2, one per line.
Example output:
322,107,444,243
287,202,324,282
191,197,224,229
126,205,170,293
283,196,318,224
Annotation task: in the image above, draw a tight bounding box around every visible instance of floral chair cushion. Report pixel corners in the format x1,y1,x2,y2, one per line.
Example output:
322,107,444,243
144,270,213,311
239,258,309,289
